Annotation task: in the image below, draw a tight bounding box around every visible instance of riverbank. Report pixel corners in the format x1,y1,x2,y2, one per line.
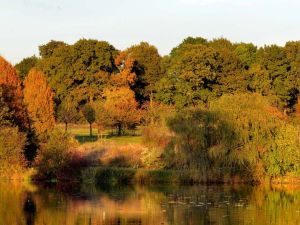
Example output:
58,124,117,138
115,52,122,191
79,167,300,186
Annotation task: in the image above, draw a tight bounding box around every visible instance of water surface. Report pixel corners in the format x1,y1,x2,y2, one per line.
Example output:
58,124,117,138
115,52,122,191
1,182,300,225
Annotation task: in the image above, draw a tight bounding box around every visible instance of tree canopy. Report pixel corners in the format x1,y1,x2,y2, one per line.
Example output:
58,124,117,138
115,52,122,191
23,68,55,135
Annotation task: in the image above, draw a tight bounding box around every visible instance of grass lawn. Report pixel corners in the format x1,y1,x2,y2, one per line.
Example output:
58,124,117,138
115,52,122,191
56,123,143,144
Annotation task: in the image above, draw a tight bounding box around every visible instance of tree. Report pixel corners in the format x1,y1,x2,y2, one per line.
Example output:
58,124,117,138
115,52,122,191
234,43,257,70
170,36,208,57
256,45,295,110
57,98,78,132
93,101,110,140
15,55,38,80
82,104,96,137
124,42,163,103
38,39,118,106
0,86,13,126
23,68,55,135
112,51,136,87
39,40,67,58
0,56,27,130
103,87,141,135
157,43,221,107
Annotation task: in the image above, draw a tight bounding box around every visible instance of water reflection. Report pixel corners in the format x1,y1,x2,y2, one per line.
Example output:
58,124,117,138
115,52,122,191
1,182,300,225
23,192,36,225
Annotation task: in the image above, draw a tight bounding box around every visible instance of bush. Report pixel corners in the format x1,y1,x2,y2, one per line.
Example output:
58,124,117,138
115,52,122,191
95,167,136,185
0,127,27,179
209,93,300,179
34,130,86,181
146,93,300,181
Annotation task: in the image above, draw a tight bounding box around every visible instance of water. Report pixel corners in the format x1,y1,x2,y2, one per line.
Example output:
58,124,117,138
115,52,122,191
1,182,300,225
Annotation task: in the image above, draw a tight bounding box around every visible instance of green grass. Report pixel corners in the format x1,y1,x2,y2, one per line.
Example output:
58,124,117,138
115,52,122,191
56,124,143,144
105,136,143,144
75,135,143,144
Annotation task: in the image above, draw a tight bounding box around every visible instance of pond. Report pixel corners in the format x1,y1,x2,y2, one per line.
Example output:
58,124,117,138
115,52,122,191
1,182,300,225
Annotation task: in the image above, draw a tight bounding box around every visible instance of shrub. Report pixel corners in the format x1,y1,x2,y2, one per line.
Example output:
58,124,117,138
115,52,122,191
149,93,300,181
95,167,136,185
34,130,85,181
0,127,27,179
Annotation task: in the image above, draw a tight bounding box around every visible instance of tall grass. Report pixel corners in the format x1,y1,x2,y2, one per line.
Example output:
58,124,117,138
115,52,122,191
81,167,255,185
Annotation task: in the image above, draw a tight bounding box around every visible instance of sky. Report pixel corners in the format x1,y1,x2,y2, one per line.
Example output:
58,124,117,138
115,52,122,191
1,0,300,64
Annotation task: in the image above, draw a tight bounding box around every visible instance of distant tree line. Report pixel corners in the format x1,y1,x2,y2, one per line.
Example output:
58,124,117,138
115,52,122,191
15,37,300,116
2,36,300,180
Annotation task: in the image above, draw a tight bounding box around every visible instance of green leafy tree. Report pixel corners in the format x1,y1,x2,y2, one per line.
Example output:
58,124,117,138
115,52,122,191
256,45,297,110
234,43,257,70
38,39,118,106
82,104,96,137
157,43,221,107
39,40,67,58
124,42,163,103
15,55,38,80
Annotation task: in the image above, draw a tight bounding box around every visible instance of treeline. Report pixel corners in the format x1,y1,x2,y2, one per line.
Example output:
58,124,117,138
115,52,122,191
14,37,300,135
2,36,300,182
16,37,300,114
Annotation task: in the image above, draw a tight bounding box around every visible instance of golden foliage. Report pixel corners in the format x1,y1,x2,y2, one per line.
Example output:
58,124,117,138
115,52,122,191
112,52,136,86
103,87,141,134
23,68,55,135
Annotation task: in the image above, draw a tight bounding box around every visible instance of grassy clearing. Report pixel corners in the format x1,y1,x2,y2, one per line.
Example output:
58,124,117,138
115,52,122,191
77,140,145,168
56,123,143,144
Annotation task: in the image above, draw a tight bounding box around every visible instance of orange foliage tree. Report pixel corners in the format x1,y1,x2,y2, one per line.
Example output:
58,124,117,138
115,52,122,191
23,68,55,135
111,52,136,86
103,87,141,135
0,56,27,129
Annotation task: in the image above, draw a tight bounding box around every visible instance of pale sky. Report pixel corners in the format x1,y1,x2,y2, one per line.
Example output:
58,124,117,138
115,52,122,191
1,0,300,64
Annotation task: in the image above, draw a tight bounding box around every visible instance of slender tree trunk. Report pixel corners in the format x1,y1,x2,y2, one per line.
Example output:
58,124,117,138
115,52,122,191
117,124,122,136
89,123,92,137
65,122,68,133
150,91,154,125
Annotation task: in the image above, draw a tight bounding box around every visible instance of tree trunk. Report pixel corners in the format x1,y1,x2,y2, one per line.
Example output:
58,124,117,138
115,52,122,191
117,124,122,136
89,123,92,137
150,91,154,125
65,122,68,133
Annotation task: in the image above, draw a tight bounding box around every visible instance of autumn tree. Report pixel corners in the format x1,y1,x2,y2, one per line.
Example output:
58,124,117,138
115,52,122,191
23,68,55,135
112,51,136,86
82,104,96,137
0,86,13,127
295,97,300,119
57,98,78,132
0,56,27,130
103,87,141,136
93,101,111,140
124,42,163,103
